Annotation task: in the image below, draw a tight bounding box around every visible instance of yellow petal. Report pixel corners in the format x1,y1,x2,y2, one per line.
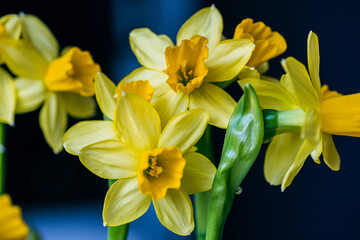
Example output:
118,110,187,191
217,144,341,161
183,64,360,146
264,132,304,185
121,67,167,89
95,72,116,120
204,39,254,82
63,121,118,156
281,57,319,111
0,68,15,125
21,14,59,62
322,133,340,171
129,28,173,71
158,109,209,153
60,92,95,119
14,78,45,114
39,92,67,154
103,177,151,226
79,139,140,179
189,82,236,128
153,189,194,236
177,6,222,53
321,85,342,101
117,80,154,103
307,31,321,95
320,93,360,137
303,108,321,145
152,82,189,128
238,77,297,110
115,93,161,152
281,140,314,191
181,152,216,194
0,14,22,39
237,66,260,80
0,39,47,78
310,138,322,164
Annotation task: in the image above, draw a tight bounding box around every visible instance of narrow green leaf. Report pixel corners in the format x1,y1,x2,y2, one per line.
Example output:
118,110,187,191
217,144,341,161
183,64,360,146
205,84,264,240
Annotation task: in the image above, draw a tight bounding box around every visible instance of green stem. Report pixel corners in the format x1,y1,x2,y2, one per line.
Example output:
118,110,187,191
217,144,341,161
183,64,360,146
0,123,6,194
263,108,305,142
194,125,215,240
107,181,129,240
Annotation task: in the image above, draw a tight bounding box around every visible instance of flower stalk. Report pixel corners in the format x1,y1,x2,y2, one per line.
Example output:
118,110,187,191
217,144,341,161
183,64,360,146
194,125,215,240
263,108,305,142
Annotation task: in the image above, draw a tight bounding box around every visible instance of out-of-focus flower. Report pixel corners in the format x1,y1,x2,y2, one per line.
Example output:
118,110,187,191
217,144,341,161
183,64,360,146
0,194,29,240
63,93,216,236
0,14,22,64
233,18,286,68
0,14,100,153
0,68,16,125
239,32,360,191
126,6,254,128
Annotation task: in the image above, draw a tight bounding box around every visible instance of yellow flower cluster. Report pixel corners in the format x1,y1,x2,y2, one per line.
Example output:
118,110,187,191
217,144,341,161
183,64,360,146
0,4,358,238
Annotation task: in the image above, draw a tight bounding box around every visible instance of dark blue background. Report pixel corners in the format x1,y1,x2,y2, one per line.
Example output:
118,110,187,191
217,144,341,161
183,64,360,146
1,0,360,239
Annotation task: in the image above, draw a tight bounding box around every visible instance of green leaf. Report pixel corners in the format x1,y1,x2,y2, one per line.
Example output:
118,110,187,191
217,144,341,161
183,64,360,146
205,84,264,240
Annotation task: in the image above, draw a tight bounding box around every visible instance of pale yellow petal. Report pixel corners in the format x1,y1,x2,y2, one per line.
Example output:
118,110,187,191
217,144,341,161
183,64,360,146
152,83,189,128
189,82,236,128
205,39,254,82
153,189,194,236
39,92,67,154
79,140,140,179
159,109,208,152
281,57,319,111
310,138,322,164
0,14,21,39
63,121,118,156
0,68,15,125
177,6,222,52
60,92,95,119
307,31,321,96
282,140,314,191
303,108,321,145
322,133,340,171
0,39,47,78
103,177,151,226
14,77,45,114
121,67,167,89
95,72,116,120
264,132,304,186
129,28,173,71
239,77,297,110
21,14,59,62
237,66,260,80
115,93,161,152
181,152,216,194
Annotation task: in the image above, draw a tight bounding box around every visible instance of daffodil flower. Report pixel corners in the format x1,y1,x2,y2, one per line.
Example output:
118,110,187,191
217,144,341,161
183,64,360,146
63,93,216,235
0,15,100,153
125,6,255,128
239,31,360,191
233,18,287,68
0,14,22,125
0,194,29,240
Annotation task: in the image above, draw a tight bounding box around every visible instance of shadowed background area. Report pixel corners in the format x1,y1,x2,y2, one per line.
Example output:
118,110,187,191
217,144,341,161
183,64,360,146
1,0,360,239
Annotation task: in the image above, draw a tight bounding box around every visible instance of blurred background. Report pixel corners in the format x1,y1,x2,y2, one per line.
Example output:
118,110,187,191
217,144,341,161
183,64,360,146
1,0,360,239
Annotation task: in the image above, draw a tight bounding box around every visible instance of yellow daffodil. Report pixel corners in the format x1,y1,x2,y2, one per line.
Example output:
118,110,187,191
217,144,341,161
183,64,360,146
125,6,255,128
63,93,216,235
239,31,360,191
0,14,100,153
0,194,29,240
0,14,22,125
233,18,286,68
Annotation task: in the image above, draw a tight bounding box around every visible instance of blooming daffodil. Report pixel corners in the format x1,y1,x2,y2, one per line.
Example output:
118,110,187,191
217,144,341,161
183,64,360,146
63,93,216,235
126,6,255,128
0,15,100,153
239,32,360,190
